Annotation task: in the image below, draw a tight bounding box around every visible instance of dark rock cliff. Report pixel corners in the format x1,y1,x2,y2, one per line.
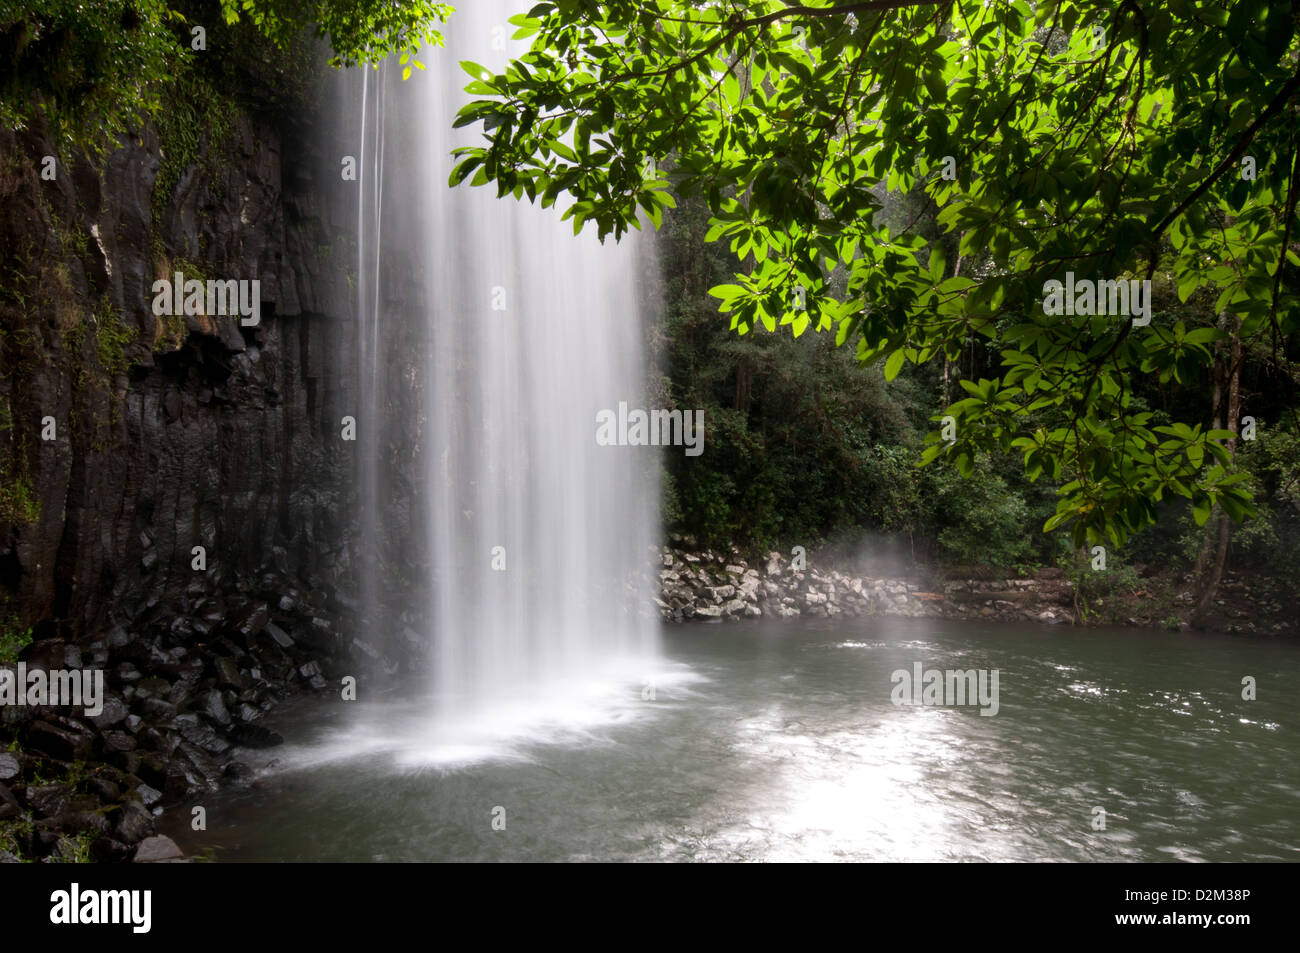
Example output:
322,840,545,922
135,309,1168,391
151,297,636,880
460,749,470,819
0,87,361,639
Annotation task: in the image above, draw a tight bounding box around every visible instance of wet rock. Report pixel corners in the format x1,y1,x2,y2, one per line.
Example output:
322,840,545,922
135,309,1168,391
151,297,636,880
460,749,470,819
132,782,163,809
88,694,129,729
165,669,203,709
163,763,205,801
114,662,142,684
225,602,270,645
234,703,261,724
26,720,94,761
176,717,231,756
0,782,21,819
25,783,72,818
133,835,185,863
22,639,83,672
133,676,171,701
113,800,152,842
90,837,134,863
306,615,334,641
263,622,294,649
86,777,121,802
213,636,249,661
138,698,178,722
109,750,142,775
214,657,246,690
39,811,111,836
176,742,223,788
224,761,254,782
136,726,179,756
135,754,170,791
229,723,283,748
202,689,232,727
101,730,138,753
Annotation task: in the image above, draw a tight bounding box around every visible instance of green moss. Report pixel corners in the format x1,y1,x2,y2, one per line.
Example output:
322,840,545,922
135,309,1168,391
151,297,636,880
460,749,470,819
94,299,135,378
154,312,187,353
149,260,200,353
0,812,35,861
0,474,39,527
45,205,89,259
150,73,236,261
0,265,32,311
56,830,98,863
172,257,208,282
0,614,33,661
64,295,136,376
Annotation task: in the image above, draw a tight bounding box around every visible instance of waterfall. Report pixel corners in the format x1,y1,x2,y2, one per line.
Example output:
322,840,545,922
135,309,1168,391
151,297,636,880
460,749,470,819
354,2,660,758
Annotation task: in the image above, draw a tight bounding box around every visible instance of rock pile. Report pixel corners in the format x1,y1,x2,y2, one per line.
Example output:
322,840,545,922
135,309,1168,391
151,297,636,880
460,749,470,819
655,546,1076,625
0,572,367,863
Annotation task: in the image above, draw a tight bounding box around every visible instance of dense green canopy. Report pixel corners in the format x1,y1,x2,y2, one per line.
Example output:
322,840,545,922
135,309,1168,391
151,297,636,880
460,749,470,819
451,0,1300,549
0,0,451,149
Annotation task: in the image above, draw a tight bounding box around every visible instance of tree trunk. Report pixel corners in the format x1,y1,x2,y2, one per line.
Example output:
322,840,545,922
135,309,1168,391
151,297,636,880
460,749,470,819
942,245,965,407
1191,311,1242,627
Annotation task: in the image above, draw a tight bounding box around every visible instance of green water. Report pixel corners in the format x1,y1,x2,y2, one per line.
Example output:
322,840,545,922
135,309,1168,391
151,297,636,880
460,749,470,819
167,617,1298,862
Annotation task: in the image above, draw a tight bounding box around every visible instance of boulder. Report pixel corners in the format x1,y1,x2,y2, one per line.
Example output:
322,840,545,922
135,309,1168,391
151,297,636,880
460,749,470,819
225,601,270,642
133,835,185,863
202,689,232,727
26,720,94,762
88,694,129,729
0,782,21,820
24,783,72,818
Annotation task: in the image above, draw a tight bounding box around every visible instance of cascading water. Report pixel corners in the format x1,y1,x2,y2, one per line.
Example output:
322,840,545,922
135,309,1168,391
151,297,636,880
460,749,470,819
354,3,660,763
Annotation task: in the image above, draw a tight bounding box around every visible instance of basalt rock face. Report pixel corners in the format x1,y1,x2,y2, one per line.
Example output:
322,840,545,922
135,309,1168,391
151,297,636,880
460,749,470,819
0,96,360,635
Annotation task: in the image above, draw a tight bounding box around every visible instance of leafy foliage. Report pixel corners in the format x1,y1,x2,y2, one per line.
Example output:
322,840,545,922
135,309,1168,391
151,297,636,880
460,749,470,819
0,0,451,153
216,0,452,70
453,0,1300,551
0,615,32,662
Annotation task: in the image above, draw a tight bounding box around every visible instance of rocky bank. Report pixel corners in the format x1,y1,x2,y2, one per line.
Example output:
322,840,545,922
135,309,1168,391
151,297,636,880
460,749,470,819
655,542,1298,636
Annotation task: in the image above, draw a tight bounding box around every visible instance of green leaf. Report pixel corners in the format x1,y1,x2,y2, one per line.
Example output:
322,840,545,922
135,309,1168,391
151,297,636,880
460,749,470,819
928,243,946,282
883,349,905,381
